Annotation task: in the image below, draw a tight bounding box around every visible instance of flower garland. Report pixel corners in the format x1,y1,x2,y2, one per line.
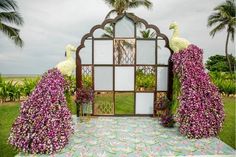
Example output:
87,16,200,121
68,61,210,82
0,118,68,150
8,68,74,154
171,44,224,139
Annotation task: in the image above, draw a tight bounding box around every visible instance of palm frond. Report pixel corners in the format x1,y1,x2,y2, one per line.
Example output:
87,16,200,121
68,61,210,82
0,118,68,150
0,0,18,11
207,13,222,27
208,0,235,41
101,25,113,38
0,22,23,47
129,0,153,9
0,11,24,25
209,21,227,37
103,0,116,7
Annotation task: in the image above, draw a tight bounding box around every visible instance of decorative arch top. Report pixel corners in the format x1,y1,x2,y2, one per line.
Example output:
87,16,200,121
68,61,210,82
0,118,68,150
76,12,173,55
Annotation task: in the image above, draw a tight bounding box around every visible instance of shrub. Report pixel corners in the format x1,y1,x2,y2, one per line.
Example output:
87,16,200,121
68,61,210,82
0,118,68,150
206,54,235,72
21,78,40,96
209,72,236,95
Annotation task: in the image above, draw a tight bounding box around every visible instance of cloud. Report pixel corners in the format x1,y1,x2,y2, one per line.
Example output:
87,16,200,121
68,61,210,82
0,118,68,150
0,0,235,74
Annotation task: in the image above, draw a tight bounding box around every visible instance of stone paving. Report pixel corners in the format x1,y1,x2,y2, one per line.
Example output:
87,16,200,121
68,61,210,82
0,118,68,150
17,116,235,157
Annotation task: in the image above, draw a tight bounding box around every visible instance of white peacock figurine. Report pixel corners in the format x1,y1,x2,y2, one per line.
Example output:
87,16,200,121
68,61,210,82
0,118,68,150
56,44,77,76
169,22,191,52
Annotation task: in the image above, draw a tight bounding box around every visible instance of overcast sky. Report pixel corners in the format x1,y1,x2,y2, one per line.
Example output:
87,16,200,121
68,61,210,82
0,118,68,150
0,0,235,74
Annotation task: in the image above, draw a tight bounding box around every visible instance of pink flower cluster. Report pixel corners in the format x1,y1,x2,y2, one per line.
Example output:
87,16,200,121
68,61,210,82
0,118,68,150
75,88,94,104
171,45,224,139
8,68,74,154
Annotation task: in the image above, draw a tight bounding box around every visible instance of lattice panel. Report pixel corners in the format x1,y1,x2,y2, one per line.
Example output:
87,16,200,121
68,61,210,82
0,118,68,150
82,66,92,88
114,39,135,65
94,92,114,115
96,102,114,115
82,66,92,76
137,66,155,74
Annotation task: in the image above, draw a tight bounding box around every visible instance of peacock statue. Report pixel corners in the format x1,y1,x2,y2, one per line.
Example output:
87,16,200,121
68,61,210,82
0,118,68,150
169,22,224,139
169,22,191,53
56,44,77,76
8,45,75,154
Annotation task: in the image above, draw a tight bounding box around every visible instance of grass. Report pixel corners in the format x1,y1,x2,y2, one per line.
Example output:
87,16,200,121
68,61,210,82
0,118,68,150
115,93,134,114
0,102,19,157
0,96,235,157
219,96,235,149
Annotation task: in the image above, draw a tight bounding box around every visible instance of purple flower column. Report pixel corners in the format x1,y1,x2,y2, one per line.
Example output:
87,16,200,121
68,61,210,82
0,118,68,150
8,68,74,154
171,45,224,139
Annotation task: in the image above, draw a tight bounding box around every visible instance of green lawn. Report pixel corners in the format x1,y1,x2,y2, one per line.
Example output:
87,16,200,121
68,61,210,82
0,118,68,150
0,102,19,157
115,93,134,115
0,97,235,157
219,96,236,149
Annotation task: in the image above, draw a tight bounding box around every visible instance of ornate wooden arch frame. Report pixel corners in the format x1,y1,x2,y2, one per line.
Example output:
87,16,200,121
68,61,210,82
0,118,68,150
76,12,174,116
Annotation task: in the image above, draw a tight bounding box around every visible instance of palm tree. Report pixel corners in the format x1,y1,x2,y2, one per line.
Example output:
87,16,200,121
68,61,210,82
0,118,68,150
103,0,153,18
207,0,236,73
0,0,24,47
102,0,153,64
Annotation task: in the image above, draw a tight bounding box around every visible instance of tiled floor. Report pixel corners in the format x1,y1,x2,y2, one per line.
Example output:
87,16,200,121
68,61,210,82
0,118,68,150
17,116,235,157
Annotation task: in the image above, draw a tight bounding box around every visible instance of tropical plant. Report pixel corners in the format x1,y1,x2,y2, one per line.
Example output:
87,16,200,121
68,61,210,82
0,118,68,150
82,75,92,89
0,79,21,102
140,29,156,38
103,0,153,18
136,69,155,90
0,0,24,47
6,80,20,101
21,78,39,96
206,54,236,72
207,0,236,73
209,71,236,95
0,78,9,102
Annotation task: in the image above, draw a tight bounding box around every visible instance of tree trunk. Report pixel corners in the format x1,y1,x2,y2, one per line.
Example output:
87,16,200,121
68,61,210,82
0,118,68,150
225,31,232,73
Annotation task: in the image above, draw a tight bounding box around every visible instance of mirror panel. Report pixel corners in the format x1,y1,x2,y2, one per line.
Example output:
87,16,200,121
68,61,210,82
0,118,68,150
93,24,113,38
136,40,155,64
157,67,168,91
158,40,170,65
115,67,134,91
80,39,92,64
94,66,113,90
94,40,113,64
135,93,154,114
115,16,134,38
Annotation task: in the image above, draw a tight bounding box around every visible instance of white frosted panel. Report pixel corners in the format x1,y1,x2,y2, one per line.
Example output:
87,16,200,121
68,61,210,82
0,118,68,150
135,93,154,114
94,40,113,64
115,67,134,91
158,40,170,65
115,16,134,37
137,40,155,64
94,67,113,90
157,67,168,91
80,40,92,64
